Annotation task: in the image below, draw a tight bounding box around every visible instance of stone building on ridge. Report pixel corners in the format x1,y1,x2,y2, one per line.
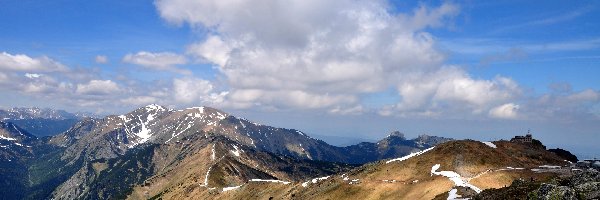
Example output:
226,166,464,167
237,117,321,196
510,131,533,143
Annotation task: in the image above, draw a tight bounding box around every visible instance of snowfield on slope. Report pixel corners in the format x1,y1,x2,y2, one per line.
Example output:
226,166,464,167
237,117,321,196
431,164,482,193
386,146,435,164
0,135,17,141
482,141,497,148
302,176,330,187
249,179,291,184
222,185,242,192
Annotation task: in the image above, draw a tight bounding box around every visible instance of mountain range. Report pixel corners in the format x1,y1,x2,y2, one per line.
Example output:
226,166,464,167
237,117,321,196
0,104,589,199
0,107,96,137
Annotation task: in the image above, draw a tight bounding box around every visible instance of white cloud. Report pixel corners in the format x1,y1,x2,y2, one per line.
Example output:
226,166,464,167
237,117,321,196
489,103,520,119
121,96,158,106
95,55,109,64
157,0,460,111
23,82,54,94
0,72,8,83
525,89,600,120
0,52,67,72
24,73,42,79
172,77,216,104
225,89,357,109
76,80,121,95
566,89,600,102
391,66,521,116
187,35,232,66
123,51,189,74
329,105,365,115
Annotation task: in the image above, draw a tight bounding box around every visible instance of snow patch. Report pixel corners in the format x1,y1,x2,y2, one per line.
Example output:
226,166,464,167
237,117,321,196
11,123,23,135
202,165,213,187
249,179,290,184
222,185,242,192
302,176,330,187
447,189,467,200
386,146,435,164
118,115,130,122
230,144,241,157
482,141,497,148
145,104,165,112
0,135,16,141
431,164,482,193
147,113,155,121
564,160,573,164
238,119,246,129
503,167,525,170
166,123,192,143
341,174,349,181
539,165,561,169
211,144,216,160
187,106,205,113
135,116,152,144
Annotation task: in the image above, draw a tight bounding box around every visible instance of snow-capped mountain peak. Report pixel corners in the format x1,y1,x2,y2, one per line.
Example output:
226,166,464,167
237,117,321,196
1,107,78,120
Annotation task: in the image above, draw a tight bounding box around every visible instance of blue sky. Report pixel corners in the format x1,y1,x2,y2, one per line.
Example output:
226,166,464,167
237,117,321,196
0,0,599,158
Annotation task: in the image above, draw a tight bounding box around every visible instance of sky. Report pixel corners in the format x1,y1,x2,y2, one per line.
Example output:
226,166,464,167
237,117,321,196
0,0,599,158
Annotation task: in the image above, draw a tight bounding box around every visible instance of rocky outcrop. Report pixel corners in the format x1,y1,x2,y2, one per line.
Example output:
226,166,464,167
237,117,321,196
575,182,600,199
485,169,600,200
532,183,577,200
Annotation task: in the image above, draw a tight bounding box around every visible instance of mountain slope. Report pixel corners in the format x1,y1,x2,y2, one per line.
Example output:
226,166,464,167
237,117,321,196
31,105,355,199
47,118,100,147
50,104,451,165
49,134,353,200
0,104,579,200
153,140,570,200
0,121,38,200
36,104,451,199
0,121,37,160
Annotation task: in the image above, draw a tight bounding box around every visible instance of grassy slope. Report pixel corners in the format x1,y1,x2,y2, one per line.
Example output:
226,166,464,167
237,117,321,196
140,140,569,200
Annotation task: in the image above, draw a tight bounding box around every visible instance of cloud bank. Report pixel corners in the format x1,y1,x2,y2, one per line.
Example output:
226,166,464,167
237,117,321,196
153,0,539,119
0,1,597,123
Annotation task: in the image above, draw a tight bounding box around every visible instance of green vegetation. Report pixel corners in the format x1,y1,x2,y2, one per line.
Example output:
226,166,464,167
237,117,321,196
85,144,158,199
26,147,84,200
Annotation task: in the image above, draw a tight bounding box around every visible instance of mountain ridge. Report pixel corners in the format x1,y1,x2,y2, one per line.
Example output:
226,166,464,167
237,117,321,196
35,104,453,199
0,107,96,137
49,104,451,164
0,104,582,200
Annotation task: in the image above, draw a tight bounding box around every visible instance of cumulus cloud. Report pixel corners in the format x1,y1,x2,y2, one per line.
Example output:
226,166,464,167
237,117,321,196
123,51,190,74
156,0,462,111
0,52,67,72
76,80,121,95
187,35,232,66
489,103,520,119
95,55,109,64
17,74,67,95
374,66,521,117
120,96,158,106
172,77,224,104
